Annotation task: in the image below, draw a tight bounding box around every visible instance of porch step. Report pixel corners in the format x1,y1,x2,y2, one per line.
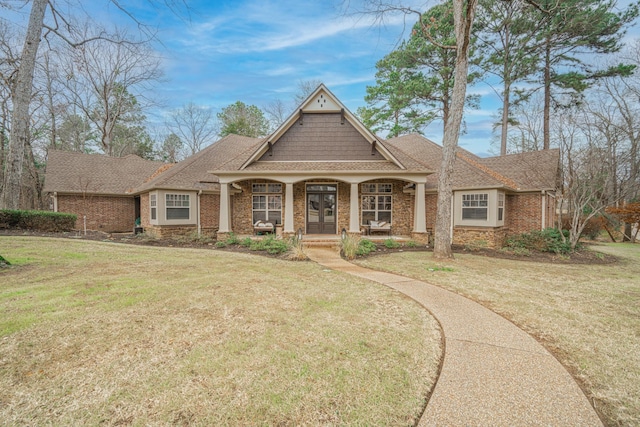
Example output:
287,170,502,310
301,240,341,249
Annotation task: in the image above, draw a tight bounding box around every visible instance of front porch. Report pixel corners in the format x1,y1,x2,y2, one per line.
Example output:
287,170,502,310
216,179,431,242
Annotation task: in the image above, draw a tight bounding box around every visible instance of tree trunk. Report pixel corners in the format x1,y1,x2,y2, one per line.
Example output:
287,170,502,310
433,0,477,260
500,85,510,156
543,36,551,150
1,0,47,209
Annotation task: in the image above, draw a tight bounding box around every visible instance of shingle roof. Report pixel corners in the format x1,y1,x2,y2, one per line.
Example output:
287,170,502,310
477,149,560,190
385,133,558,191
45,133,558,197
133,134,263,192
43,150,165,195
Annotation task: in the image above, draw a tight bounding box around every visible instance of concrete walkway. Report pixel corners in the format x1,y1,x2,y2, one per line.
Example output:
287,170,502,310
305,247,603,426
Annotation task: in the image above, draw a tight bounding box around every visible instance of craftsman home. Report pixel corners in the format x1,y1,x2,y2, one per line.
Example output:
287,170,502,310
44,84,559,248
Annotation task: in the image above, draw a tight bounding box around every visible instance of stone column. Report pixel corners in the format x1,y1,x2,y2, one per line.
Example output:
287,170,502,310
284,182,294,233
349,182,360,233
218,182,231,233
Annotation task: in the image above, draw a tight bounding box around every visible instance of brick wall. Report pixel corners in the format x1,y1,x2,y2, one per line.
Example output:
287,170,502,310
200,193,220,229
57,194,135,232
506,193,542,235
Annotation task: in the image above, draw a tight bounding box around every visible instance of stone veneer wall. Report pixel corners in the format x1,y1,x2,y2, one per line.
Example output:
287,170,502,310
139,192,150,229
57,194,134,232
361,179,413,235
452,227,509,249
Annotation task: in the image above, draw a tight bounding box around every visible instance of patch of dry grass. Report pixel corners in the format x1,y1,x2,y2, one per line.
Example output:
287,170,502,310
0,237,441,425
356,243,640,427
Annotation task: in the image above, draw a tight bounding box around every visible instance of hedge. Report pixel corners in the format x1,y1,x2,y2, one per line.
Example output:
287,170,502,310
0,210,77,232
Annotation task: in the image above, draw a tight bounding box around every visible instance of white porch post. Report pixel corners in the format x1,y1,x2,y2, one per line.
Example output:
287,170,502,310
284,182,294,233
413,182,427,233
218,182,231,233
349,182,360,233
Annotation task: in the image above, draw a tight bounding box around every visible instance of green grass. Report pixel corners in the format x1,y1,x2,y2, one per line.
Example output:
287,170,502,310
0,236,441,425
356,243,640,427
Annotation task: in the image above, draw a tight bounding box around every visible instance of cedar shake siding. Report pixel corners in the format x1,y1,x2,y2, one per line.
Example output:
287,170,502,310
259,113,384,161
57,194,135,232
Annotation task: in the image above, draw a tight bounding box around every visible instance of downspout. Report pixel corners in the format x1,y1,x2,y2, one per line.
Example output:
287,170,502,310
52,192,58,212
541,190,546,230
197,190,202,236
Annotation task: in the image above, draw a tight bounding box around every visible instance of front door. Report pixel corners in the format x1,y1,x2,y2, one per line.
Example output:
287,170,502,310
306,185,337,234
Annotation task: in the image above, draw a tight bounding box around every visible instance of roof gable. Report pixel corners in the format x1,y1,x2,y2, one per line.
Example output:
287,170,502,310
258,112,385,161
241,84,404,169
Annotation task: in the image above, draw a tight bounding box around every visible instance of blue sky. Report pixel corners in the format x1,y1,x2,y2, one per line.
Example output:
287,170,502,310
6,0,640,156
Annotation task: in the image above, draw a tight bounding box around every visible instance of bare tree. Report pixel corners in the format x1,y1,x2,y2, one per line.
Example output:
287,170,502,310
0,0,186,209
166,102,217,158
1,0,47,209
62,34,162,156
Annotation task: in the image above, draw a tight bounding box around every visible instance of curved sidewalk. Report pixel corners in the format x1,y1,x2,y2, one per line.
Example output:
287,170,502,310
305,247,603,426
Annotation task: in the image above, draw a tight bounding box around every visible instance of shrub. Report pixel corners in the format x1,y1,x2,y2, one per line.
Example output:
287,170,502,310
0,209,76,232
174,230,213,244
249,235,290,254
225,233,240,245
405,240,419,248
505,228,572,254
356,239,377,256
239,237,253,247
383,238,400,249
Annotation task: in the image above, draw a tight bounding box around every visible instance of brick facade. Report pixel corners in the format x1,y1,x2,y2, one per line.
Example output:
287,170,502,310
505,193,549,235
57,194,135,232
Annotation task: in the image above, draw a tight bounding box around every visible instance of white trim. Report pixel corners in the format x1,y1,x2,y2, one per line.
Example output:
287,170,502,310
349,183,360,233
219,184,231,233
414,183,426,233
285,183,294,233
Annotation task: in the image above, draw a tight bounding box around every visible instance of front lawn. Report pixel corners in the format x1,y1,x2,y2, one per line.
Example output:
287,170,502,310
0,237,441,425
356,243,640,427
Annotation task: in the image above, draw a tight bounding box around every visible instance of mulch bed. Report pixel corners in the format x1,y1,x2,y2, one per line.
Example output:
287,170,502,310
0,229,619,264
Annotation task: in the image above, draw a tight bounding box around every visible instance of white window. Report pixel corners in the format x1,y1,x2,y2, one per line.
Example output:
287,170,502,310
150,193,157,221
462,193,488,220
252,183,282,224
166,194,190,220
498,193,505,221
361,183,393,225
